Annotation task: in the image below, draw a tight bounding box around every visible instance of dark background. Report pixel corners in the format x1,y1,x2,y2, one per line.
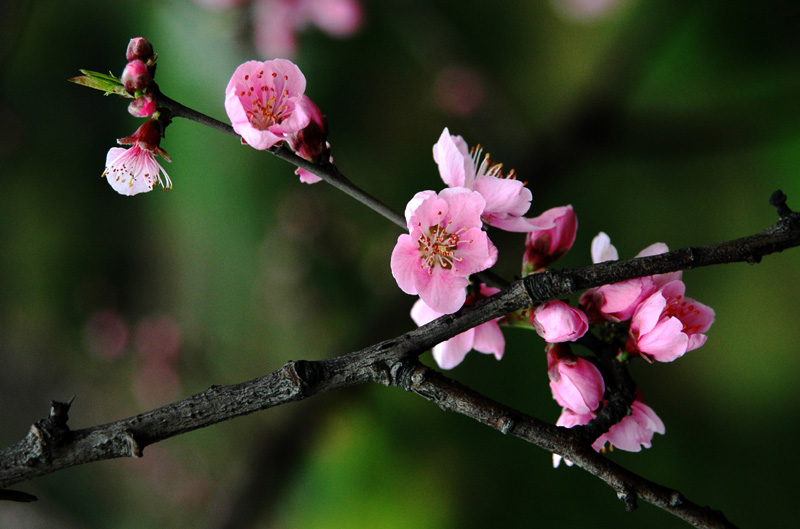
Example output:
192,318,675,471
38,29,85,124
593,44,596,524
2,0,799,527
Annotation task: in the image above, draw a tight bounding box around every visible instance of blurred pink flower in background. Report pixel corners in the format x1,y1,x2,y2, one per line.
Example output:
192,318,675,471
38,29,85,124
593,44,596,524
132,315,183,408
198,0,363,58
83,309,129,359
433,66,486,117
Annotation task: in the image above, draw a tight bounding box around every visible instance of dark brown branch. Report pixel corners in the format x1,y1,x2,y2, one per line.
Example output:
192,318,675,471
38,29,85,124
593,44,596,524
3,205,798,527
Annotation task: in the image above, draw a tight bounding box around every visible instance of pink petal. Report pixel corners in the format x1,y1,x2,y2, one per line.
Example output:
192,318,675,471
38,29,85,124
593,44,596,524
472,320,505,360
415,269,468,314
433,128,471,188
390,234,423,295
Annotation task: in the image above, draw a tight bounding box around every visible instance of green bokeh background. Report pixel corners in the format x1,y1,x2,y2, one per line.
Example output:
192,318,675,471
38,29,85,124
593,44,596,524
2,0,799,527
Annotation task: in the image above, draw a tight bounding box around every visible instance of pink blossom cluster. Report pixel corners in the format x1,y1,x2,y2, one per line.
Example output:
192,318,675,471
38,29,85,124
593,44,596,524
390,127,714,463
196,0,363,58
394,128,578,370
224,59,331,183
102,38,175,196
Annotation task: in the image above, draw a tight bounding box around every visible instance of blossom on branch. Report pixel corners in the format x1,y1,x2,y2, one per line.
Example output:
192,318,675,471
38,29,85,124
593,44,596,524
530,300,589,343
410,284,504,369
546,344,604,415
103,119,172,196
433,128,554,232
225,59,311,150
391,188,497,314
522,205,578,274
627,280,715,362
287,95,330,184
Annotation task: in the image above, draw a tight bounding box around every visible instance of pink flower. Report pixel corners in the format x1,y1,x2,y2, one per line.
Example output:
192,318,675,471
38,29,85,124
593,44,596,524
103,119,172,196
128,92,157,118
391,188,497,314
552,394,665,467
593,397,665,453
411,285,504,369
531,300,589,343
121,59,152,94
224,59,311,150
627,280,714,362
522,205,578,274
547,344,604,414
287,95,330,184
580,233,678,323
433,128,553,232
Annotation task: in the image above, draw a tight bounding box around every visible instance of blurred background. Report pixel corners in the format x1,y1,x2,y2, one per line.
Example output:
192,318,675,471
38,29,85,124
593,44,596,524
1,0,799,527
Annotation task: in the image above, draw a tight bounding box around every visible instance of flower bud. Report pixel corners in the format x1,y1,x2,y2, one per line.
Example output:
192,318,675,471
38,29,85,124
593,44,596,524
126,37,154,63
121,60,152,94
128,92,157,118
546,344,604,414
523,205,577,274
531,300,589,343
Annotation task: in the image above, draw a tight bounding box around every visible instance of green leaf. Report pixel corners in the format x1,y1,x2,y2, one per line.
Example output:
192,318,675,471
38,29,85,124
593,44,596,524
68,69,130,97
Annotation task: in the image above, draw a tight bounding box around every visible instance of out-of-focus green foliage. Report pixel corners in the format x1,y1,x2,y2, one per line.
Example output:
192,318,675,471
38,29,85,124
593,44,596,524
1,0,799,527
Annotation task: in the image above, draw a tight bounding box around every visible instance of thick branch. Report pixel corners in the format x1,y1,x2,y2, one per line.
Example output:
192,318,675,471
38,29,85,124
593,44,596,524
2,207,798,527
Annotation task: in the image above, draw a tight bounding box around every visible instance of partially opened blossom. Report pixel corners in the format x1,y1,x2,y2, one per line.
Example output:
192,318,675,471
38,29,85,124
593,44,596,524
580,233,677,323
627,279,715,362
225,59,311,150
288,95,330,184
433,128,553,232
103,119,172,196
391,188,497,314
547,344,604,414
531,300,589,343
552,394,665,466
523,205,578,274
411,284,504,369
593,397,665,453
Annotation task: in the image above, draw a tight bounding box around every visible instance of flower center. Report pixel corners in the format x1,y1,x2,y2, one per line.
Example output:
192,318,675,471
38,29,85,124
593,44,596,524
470,145,517,181
417,220,467,273
240,71,292,130
663,295,702,333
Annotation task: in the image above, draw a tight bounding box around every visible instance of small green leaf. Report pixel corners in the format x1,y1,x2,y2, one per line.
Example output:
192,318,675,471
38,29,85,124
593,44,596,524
68,69,130,97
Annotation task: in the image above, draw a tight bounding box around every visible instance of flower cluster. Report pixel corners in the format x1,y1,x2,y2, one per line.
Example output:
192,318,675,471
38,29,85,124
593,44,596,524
389,127,714,463
224,59,331,184
101,38,173,196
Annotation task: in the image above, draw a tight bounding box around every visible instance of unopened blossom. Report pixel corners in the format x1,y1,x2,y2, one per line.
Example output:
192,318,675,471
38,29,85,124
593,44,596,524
627,279,714,362
288,95,330,184
391,188,497,314
523,205,578,274
531,300,589,343
411,285,504,369
103,119,172,196
126,37,155,63
580,233,678,323
547,344,604,415
225,59,311,150
121,60,152,94
433,128,553,232
128,92,157,118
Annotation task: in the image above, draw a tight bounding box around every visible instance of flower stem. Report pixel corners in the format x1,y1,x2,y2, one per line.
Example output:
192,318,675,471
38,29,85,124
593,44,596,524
155,89,509,289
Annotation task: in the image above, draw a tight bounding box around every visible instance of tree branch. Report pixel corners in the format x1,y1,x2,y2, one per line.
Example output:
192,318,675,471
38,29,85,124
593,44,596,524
2,202,798,528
